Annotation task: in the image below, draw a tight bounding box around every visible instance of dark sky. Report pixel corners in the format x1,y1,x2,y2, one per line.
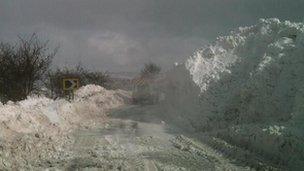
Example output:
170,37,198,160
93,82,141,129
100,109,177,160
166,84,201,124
1,0,303,72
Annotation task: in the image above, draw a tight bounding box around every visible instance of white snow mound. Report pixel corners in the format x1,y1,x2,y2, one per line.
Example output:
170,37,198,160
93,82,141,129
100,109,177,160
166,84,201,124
186,18,304,123
75,84,107,98
0,85,131,138
185,18,304,169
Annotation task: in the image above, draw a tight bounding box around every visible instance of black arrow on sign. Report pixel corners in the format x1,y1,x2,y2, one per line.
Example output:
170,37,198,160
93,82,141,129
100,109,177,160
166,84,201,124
64,79,78,90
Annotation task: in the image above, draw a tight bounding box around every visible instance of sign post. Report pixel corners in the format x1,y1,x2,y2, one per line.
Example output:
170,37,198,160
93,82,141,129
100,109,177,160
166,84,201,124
62,78,80,100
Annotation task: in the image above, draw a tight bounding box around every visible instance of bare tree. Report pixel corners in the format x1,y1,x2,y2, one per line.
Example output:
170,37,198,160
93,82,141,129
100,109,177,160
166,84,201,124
0,34,57,102
140,63,161,79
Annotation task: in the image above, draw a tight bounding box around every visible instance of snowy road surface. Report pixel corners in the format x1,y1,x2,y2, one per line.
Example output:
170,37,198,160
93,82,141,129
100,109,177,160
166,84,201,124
0,105,277,170
69,120,251,171
64,107,254,171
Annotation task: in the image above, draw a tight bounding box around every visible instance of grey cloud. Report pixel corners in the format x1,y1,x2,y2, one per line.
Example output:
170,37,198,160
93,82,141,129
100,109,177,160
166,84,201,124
0,0,303,72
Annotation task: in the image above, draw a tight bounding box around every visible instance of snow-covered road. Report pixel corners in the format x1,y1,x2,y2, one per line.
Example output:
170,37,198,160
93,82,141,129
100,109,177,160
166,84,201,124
0,85,281,170
62,106,254,171
0,104,278,170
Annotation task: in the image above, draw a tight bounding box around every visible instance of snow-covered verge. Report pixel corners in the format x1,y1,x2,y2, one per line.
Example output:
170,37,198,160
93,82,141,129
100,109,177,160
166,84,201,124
186,18,304,169
0,85,131,139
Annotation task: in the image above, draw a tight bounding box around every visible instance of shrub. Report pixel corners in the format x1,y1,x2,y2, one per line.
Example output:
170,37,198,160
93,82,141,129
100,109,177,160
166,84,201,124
140,63,161,79
0,34,56,102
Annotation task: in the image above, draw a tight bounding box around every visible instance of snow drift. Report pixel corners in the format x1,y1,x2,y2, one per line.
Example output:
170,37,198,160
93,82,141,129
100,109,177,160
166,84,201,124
186,18,304,169
187,18,304,125
0,85,131,138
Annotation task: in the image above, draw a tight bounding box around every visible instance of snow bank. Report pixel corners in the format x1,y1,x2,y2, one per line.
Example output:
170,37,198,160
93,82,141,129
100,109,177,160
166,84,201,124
0,85,131,138
75,84,107,98
186,18,304,168
187,18,304,124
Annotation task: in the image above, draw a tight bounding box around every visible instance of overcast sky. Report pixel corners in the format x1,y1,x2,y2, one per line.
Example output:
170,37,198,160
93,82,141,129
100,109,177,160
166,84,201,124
1,0,303,72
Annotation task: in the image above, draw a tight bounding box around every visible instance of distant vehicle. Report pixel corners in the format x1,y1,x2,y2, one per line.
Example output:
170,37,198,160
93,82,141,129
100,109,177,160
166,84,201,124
132,76,162,105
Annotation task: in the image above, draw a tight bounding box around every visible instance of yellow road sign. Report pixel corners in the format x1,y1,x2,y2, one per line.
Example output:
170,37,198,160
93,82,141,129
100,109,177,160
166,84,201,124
63,78,80,91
